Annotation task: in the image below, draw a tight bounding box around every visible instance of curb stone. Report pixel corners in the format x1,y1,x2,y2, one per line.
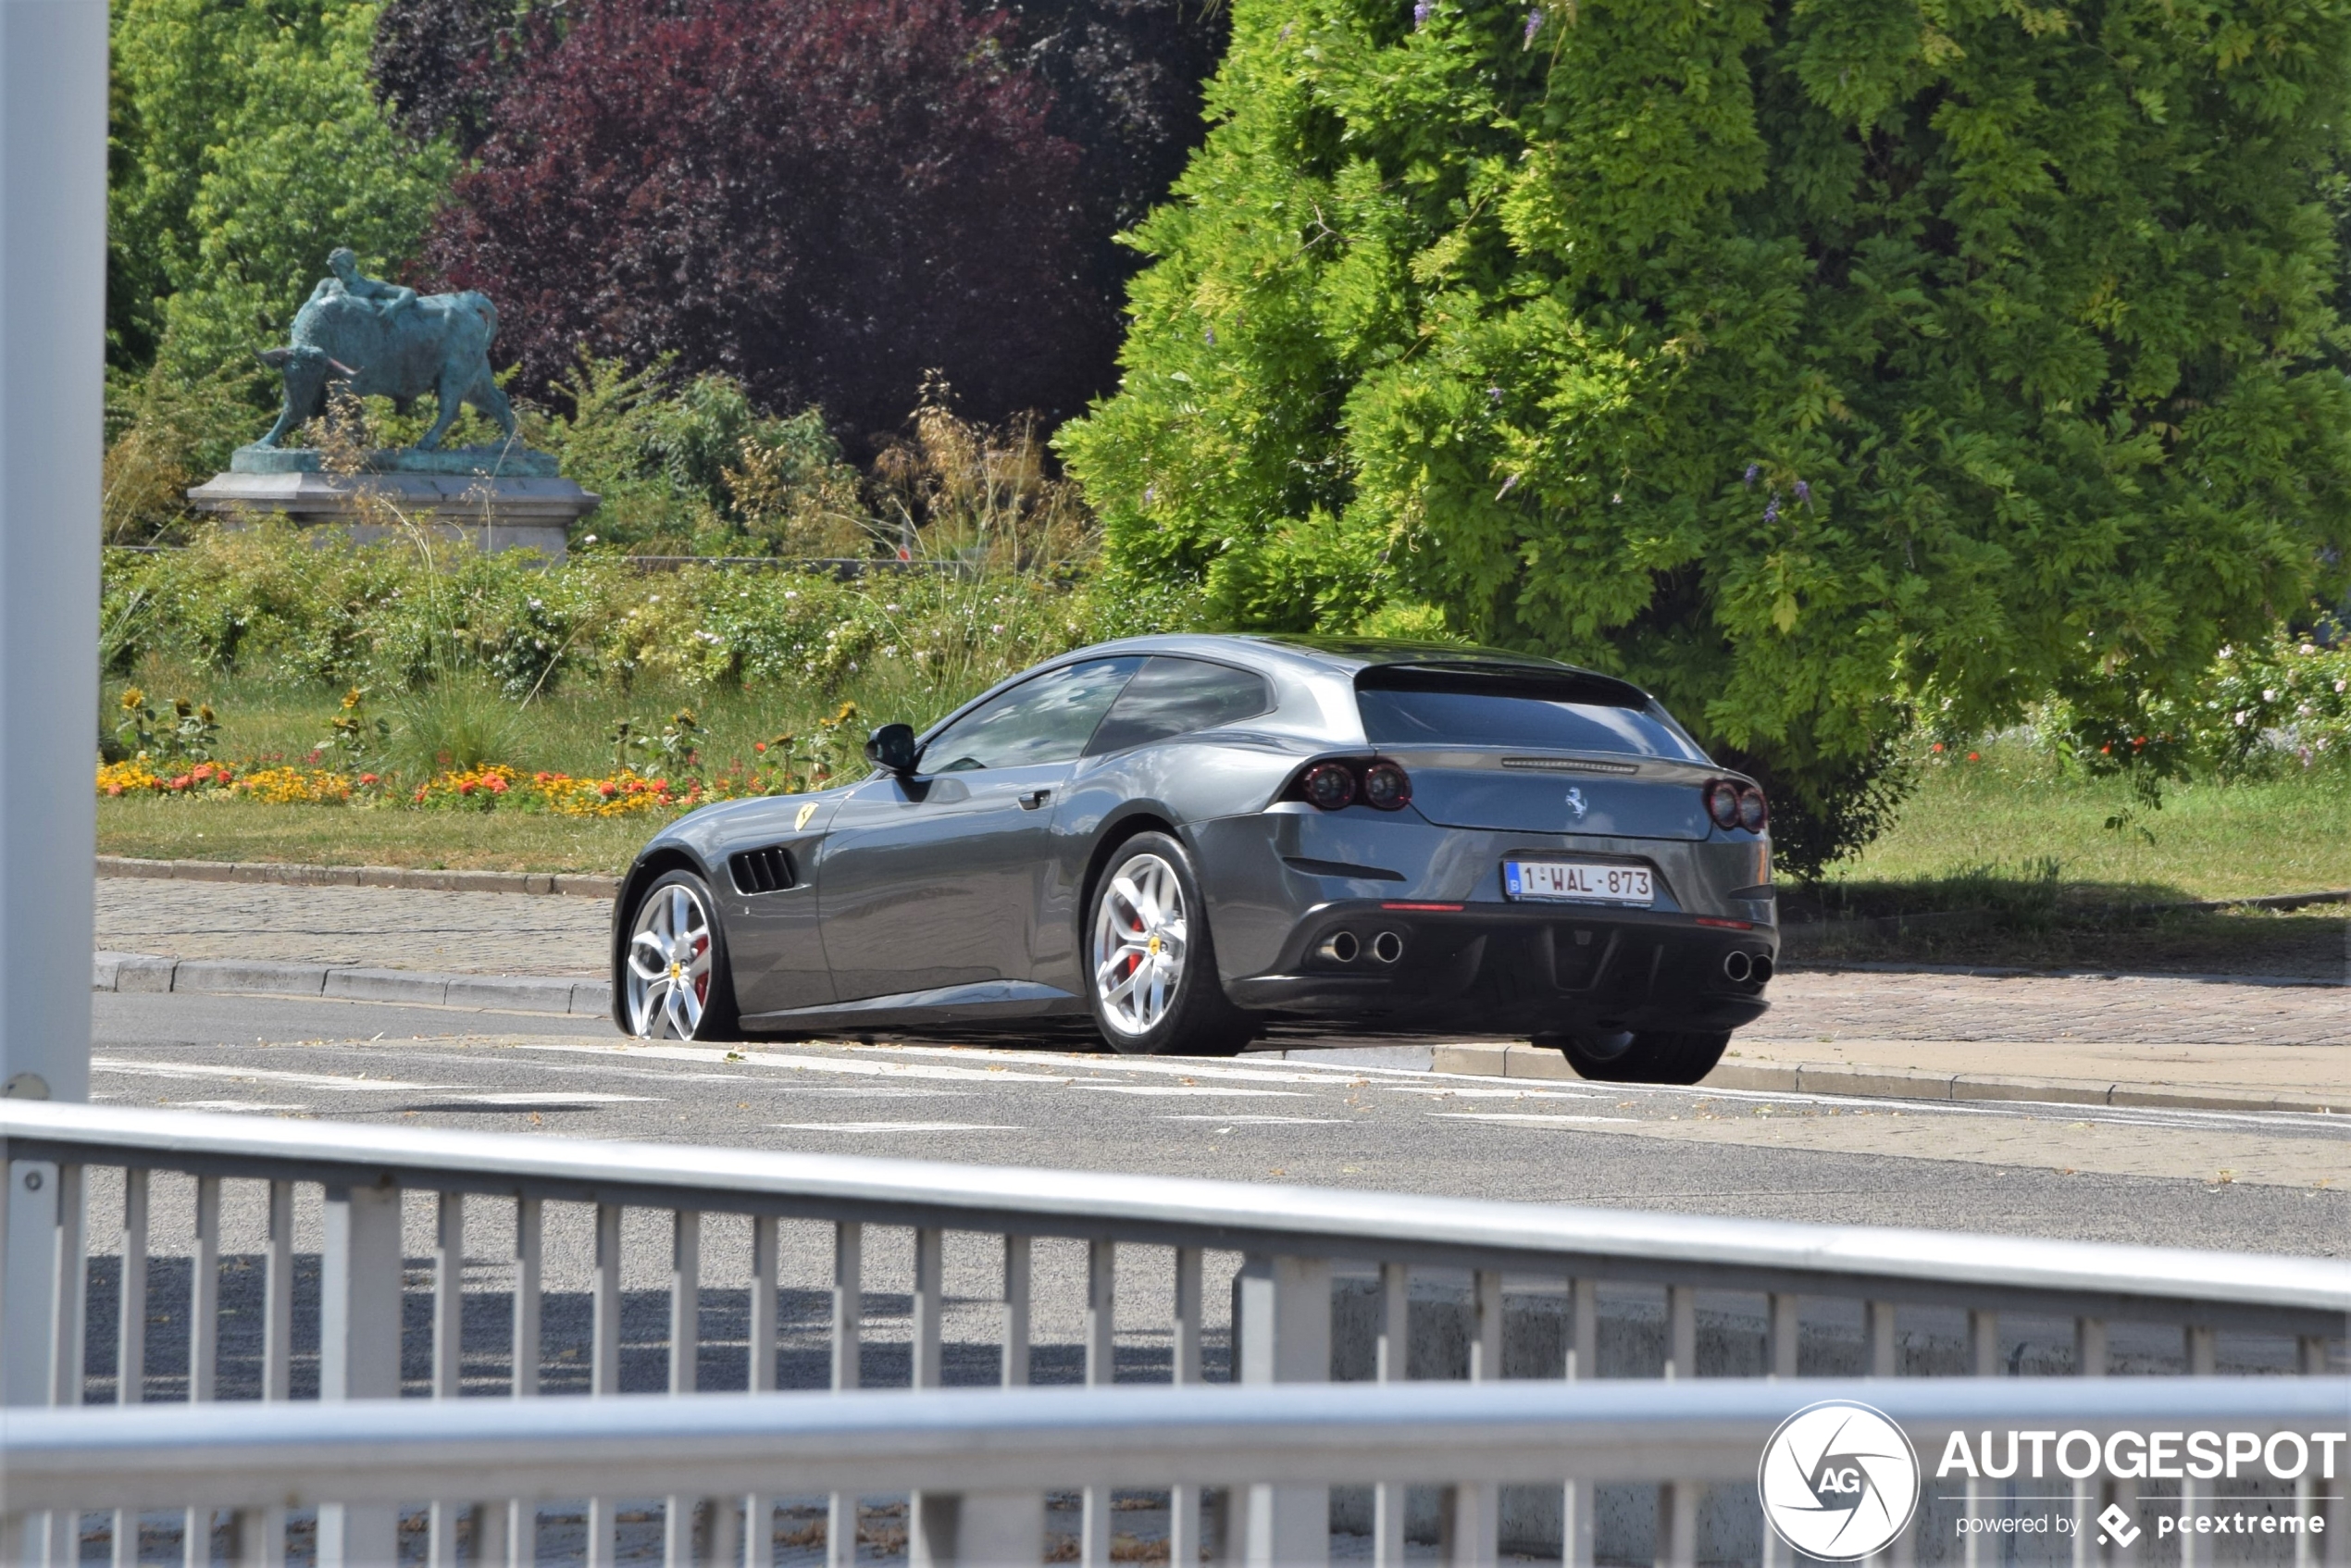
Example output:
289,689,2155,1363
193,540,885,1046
96,855,617,900
1413,1040,2336,1116
93,950,611,1019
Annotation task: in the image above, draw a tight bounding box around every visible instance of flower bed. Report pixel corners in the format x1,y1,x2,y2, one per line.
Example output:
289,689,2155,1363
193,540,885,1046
95,757,800,818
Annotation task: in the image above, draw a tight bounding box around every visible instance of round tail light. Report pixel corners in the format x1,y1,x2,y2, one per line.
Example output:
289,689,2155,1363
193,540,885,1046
1303,762,1357,811
1362,760,1412,811
1736,785,1769,832
1703,779,1742,829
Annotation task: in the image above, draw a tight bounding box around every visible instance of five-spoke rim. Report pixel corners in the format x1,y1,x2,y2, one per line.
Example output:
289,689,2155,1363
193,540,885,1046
1091,852,1188,1037
626,882,714,1039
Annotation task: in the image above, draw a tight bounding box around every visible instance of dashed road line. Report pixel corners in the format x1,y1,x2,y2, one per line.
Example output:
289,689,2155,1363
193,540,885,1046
1430,1112,1638,1126
770,1121,1021,1133
91,1057,454,1093
1157,1114,1348,1126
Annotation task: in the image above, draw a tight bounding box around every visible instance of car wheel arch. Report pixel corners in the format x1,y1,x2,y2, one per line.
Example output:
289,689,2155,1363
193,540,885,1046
1076,809,1183,941
610,846,717,1029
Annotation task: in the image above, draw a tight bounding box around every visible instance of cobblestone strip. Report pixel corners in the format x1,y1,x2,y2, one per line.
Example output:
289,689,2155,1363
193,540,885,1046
97,877,611,975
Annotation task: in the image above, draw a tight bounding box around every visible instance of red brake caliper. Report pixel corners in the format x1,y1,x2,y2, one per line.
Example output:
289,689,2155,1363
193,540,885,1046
691,934,709,1002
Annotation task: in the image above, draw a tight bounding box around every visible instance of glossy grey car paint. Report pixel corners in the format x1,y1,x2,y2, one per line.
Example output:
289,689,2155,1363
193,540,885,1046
611,634,1777,1039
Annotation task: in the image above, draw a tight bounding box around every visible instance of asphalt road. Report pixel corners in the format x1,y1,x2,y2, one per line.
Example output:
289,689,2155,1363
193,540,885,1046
90,989,2351,1257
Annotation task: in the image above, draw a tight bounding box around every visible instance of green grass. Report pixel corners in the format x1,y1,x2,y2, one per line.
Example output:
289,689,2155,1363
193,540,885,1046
1788,741,2349,975
94,663,1000,875
1818,742,2351,905
97,792,654,874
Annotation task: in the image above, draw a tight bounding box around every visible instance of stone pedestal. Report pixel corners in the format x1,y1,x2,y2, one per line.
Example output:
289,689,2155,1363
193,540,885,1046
187,444,599,563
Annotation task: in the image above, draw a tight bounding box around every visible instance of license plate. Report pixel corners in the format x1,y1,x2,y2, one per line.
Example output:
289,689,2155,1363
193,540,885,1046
1502,859,1653,905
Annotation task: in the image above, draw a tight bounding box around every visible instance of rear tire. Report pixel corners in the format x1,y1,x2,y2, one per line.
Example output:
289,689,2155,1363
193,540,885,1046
1544,1028,1728,1086
1086,831,1257,1057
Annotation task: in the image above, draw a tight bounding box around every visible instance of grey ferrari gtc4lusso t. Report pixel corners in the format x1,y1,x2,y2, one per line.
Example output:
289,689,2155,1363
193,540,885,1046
611,635,1776,1084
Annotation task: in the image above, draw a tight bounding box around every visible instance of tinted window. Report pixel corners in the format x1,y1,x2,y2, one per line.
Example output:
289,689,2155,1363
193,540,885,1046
1356,668,1704,760
1086,656,1273,755
922,658,1143,772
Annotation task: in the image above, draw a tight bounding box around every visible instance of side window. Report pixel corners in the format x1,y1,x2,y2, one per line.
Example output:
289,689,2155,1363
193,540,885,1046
921,658,1144,772
1085,656,1273,756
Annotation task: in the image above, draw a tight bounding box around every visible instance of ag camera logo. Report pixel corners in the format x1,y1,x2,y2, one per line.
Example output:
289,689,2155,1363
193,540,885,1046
1758,1400,1922,1561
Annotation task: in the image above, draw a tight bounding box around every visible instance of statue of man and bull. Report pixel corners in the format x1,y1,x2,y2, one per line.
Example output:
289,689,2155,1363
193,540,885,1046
254,248,518,454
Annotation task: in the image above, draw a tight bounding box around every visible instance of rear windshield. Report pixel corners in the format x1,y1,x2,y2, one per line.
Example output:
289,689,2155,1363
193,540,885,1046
1354,666,1705,760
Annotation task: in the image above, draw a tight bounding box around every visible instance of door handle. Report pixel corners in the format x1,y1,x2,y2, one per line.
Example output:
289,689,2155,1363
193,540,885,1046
1018,789,1052,811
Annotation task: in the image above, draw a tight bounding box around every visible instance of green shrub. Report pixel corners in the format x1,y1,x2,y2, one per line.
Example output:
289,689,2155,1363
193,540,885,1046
102,526,1208,716
1060,0,2351,875
2196,630,2351,772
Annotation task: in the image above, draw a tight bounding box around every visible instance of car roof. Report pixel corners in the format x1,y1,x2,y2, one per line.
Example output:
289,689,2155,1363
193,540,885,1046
1064,631,1599,679
917,632,1662,747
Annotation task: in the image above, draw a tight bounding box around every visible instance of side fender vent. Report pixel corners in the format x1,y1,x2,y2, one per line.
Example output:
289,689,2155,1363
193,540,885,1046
728,846,798,895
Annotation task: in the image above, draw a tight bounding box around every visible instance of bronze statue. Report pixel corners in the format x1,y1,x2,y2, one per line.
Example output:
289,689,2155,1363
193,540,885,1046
255,249,517,453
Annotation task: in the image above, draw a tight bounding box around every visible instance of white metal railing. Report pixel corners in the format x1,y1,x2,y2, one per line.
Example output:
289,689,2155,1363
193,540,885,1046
6,1376,2346,1565
2,1101,2345,1568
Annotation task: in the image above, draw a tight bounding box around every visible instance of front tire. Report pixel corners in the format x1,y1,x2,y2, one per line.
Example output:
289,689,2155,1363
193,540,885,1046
622,869,740,1040
1086,832,1256,1057
1543,1028,1728,1086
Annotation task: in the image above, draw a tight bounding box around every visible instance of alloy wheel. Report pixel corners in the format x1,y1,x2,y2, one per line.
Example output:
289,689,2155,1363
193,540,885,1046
1091,853,1188,1038
627,881,715,1039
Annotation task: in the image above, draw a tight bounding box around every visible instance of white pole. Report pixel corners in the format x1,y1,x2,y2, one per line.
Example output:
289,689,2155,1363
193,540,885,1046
0,0,105,1103
0,0,109,1414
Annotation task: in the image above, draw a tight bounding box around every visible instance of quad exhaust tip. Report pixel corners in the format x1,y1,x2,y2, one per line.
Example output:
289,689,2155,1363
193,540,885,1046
1723,951,1774,984
1371,930,1405,964
1318,931,1361,964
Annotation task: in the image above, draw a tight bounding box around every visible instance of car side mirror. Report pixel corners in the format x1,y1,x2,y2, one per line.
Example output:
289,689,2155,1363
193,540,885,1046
865,723,920,777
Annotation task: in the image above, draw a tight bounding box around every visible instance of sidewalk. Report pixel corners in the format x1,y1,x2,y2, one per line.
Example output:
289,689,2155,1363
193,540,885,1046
94,873,2348,1115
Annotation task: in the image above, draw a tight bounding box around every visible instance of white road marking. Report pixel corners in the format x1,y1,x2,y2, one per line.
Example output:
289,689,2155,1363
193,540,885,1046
429,1092,655,1106
770,1121,1022,1133
1074,1085,1309,1098
521,1041,1071,1083
1430,1112,1636,1126
1157,1114,1347,1126
162,1100,312,1114
93,1058,454,1092
829,1042,1380,1086
1379,1086,1598,1100
770,1087,971,1099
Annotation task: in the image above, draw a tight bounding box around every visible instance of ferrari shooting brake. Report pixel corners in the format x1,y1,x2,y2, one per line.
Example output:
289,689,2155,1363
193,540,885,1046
610,634,1776,1084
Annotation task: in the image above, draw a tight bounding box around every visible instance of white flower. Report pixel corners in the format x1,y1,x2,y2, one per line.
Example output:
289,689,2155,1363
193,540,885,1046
2336,680,2347,693
2262,689,2278,702
2301,643,2318,655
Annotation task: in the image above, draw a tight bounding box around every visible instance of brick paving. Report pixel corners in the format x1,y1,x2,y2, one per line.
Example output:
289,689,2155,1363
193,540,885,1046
95,877,608,977
1745,968,2351,1048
